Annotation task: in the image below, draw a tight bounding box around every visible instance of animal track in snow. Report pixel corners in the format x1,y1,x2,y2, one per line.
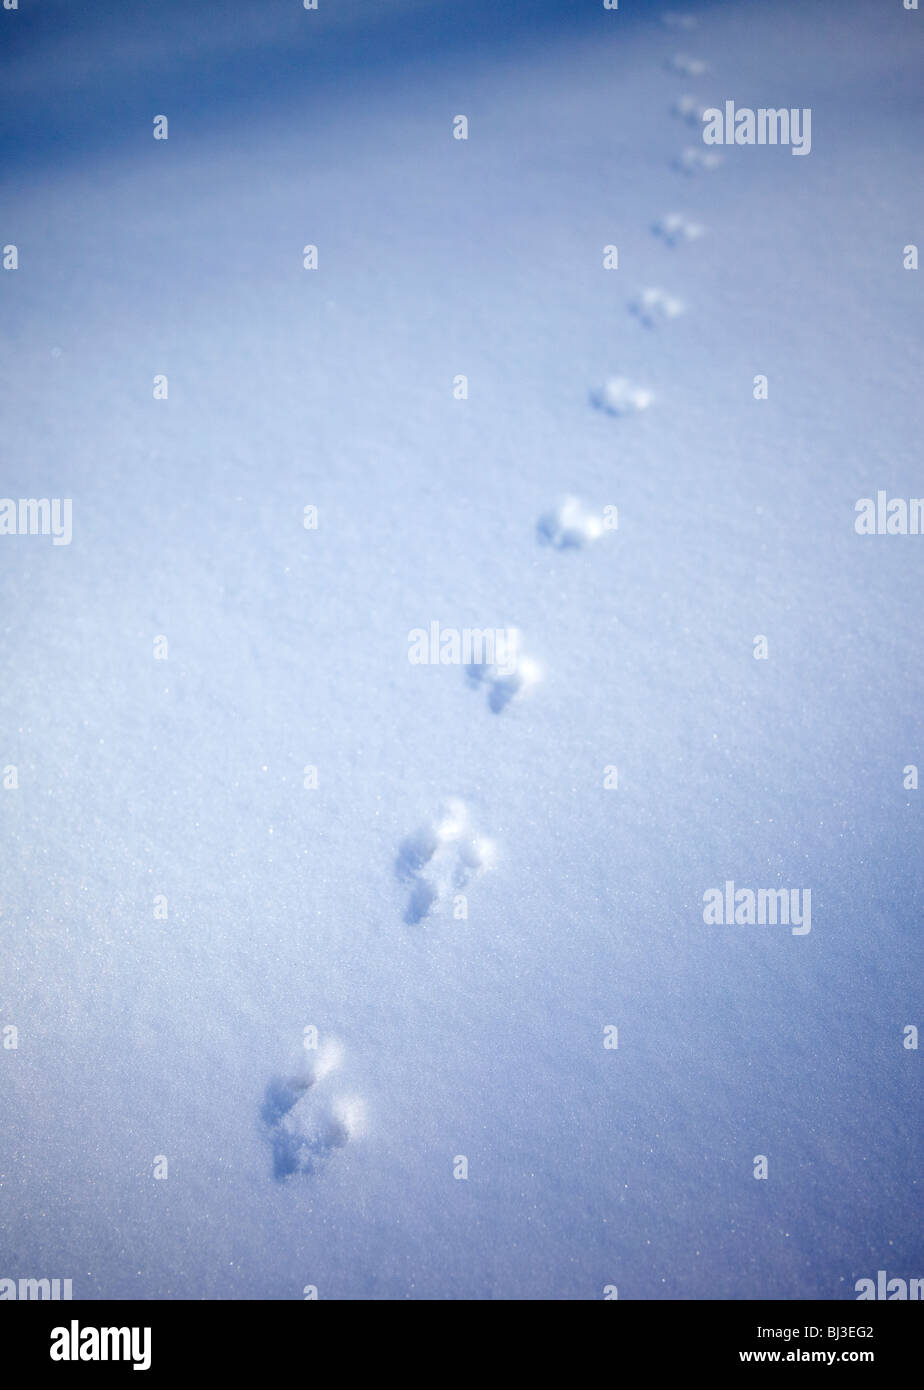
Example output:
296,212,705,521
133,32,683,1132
591,376,654,417
261,1037,365,1178
672,94,709,126
653,213,705,247
538,496,604,550
465,626,542,713
674,146,722,176
667,54,709,77
630,287,686,328
396,798,496,924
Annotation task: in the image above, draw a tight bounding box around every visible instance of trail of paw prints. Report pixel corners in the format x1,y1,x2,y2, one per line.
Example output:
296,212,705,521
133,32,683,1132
261,1036,365,1178
396,798,496,925
464,626,542,713
670,90,721,176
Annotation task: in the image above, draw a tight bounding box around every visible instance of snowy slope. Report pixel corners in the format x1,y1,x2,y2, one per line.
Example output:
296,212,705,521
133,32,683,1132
1,0,922,1299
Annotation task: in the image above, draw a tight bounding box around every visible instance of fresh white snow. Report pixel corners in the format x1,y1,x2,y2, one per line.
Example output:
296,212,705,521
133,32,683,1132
1,0,922,1300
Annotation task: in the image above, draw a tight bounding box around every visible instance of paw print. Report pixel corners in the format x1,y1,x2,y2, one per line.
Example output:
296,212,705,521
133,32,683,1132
396,799,496,924
667,54,708,77
261,1037,365,1178
464,627,542,712
591,377,654,416
652,213,705,246
672,95,708,126
538,496,605,550
629,287,686,328
674,147,722,175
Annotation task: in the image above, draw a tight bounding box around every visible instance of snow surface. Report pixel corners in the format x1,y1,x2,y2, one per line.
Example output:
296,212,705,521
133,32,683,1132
1,0,922,1300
